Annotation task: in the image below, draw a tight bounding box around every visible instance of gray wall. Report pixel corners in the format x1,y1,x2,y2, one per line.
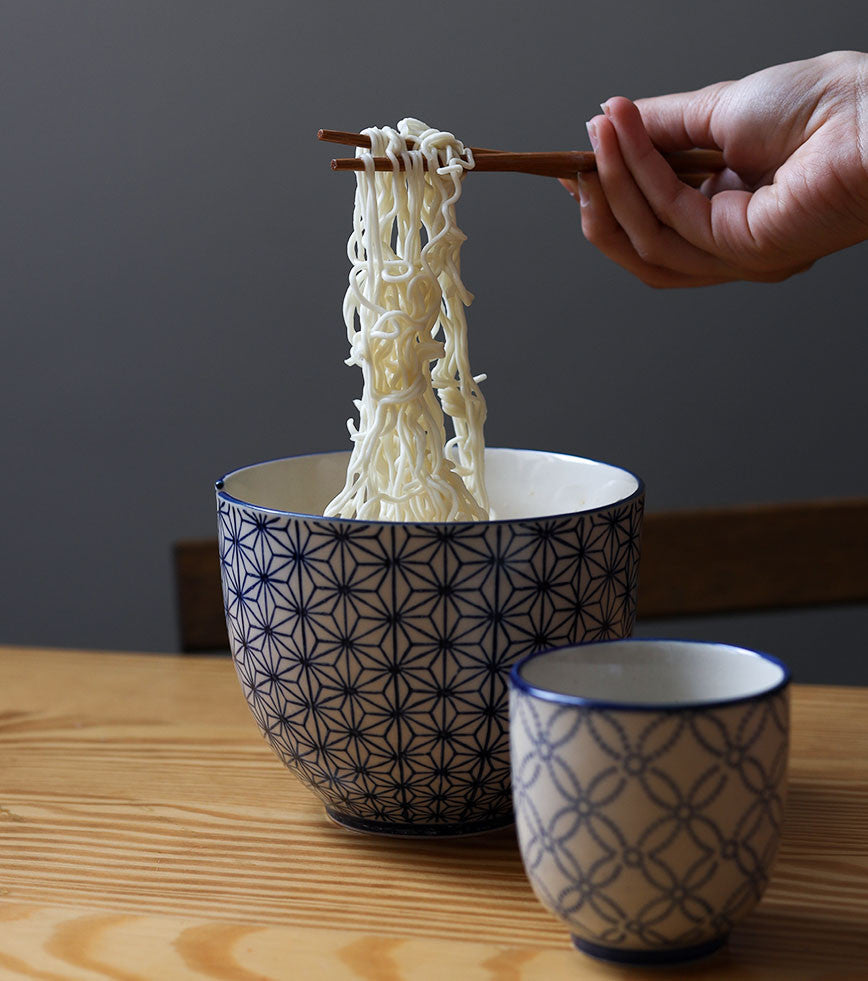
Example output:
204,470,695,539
2,1,866,683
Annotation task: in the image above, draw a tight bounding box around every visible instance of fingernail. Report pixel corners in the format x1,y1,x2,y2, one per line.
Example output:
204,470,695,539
586,119,598,151
600,100,611,116
576,175,589,207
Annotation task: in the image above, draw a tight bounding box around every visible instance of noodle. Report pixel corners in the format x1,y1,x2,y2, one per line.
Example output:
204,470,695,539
324,118,489,522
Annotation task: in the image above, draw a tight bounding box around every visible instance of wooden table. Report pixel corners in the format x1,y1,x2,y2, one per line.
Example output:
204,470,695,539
1,647,866,980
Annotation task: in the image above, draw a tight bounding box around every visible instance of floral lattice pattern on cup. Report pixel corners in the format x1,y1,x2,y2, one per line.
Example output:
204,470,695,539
511,691,789,949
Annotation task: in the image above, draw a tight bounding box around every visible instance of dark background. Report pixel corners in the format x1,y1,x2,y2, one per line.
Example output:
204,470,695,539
2,1,866,682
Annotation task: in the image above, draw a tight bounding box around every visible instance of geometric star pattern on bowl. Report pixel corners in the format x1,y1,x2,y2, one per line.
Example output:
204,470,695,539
510,689,789,951
219,493,644,835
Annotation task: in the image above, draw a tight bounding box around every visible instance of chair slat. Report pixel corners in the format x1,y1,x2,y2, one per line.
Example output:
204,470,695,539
173,539,225,652
638,498,868,618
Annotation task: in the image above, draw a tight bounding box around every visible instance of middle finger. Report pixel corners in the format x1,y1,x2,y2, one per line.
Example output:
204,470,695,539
590,113,734,280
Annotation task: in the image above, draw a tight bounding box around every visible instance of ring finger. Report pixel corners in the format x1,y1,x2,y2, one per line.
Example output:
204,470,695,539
575,169,732,288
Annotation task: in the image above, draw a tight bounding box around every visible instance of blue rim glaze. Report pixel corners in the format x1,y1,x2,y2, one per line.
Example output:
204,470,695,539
215,447,645,526
509,639,792,712
572,934,727,964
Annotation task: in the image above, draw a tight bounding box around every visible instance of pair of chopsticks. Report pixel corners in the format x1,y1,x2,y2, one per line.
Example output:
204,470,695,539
318,129,725,187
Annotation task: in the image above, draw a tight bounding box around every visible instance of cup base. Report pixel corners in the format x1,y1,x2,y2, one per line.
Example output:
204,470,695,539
572,934,727,965
325,808,514,838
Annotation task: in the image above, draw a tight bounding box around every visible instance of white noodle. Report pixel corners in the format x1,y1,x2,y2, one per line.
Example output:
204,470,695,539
324,118,489,522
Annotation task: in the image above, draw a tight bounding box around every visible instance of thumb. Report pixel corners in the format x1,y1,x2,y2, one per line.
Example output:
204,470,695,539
633,81,731,152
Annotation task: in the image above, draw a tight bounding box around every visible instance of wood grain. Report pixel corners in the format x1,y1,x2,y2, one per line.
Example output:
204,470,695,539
1,647,867,979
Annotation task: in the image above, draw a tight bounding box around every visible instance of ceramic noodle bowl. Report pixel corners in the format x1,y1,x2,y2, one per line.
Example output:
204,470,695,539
510,640,790,964
216,448,644,836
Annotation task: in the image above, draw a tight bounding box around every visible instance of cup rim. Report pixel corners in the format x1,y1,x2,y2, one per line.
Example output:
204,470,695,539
509,638,791,712
215,447,645,525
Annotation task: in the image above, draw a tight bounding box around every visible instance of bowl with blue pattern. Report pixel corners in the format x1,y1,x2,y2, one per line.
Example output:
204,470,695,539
510,639,790,963
217,448,643,837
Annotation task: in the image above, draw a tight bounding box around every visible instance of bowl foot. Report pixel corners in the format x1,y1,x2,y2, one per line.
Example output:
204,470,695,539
325,808,514,838
572,934,727,965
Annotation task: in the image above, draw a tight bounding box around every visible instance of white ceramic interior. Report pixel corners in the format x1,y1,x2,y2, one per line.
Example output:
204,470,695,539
218,448,641,520
518,640,788,706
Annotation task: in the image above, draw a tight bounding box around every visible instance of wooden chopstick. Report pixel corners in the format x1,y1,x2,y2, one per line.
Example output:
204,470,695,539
331,151,721,181
319,128,725,182
317,129,497,155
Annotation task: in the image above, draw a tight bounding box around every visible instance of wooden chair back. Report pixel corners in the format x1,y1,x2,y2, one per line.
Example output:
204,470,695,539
174,498,868,652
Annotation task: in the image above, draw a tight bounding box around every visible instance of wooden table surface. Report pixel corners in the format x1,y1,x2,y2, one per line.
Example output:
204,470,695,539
1,646,867,980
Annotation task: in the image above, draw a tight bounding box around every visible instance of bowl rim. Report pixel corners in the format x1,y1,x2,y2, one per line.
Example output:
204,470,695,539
509,638,792,712
215,447,645,525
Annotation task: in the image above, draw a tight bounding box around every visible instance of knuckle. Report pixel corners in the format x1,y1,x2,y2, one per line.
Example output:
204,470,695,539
633,242,655,264
631,232,665,266
653,184,688,227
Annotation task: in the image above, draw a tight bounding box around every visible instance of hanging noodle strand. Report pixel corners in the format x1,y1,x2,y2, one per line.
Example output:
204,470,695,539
324,118,489,522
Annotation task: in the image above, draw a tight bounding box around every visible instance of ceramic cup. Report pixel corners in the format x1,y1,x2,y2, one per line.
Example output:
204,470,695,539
216,448,644,837
510,639,790,964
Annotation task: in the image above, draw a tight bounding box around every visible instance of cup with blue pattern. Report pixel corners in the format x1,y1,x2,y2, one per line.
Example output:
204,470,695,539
510,639,790,964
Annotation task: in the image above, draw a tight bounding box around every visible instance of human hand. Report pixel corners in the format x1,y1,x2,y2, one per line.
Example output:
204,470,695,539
561,51,868,287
